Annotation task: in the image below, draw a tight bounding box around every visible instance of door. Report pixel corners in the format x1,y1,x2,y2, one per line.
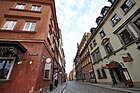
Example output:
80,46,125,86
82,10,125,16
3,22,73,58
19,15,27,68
121,68,134,87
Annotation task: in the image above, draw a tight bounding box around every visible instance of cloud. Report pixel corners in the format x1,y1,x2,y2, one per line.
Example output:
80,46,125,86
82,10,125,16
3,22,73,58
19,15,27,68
55,0,111,74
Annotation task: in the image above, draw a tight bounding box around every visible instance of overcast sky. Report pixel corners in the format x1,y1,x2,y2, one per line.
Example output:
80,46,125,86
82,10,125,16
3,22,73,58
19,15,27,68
55,0,111,74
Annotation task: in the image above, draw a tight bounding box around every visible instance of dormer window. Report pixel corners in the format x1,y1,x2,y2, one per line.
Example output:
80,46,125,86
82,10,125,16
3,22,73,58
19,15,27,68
90,27,96,34
96,17,103,25
101,6,110,16
100,30,106,39
108,0,116,4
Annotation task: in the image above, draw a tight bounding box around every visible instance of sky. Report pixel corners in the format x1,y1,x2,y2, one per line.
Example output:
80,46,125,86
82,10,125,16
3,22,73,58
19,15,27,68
55,0,111,74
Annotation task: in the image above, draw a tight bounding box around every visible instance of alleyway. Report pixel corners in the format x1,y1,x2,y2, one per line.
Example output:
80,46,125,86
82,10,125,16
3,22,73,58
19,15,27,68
62,81,127,93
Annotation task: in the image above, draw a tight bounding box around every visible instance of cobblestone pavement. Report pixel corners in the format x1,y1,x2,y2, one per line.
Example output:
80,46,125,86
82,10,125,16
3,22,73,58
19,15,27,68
63,81,128,93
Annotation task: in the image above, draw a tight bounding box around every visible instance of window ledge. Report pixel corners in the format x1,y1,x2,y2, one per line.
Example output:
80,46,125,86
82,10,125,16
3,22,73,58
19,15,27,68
0,29,36,34
9,8,42,13
0,79,10,83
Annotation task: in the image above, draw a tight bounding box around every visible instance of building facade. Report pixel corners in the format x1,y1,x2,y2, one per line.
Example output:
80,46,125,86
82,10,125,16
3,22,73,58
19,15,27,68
0,0,65,92
74,32,94,82
89,0,140,87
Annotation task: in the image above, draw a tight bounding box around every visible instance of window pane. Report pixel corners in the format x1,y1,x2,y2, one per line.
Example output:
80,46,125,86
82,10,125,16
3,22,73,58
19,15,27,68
2,21,17,30
5,61,12,77
23,22,30,31
15,4,25,9
121,0,134,13
0,60,12,79
30,23,36,31
44,70,49,79
111,14,120,24
31,5,41,11
23,22,36,31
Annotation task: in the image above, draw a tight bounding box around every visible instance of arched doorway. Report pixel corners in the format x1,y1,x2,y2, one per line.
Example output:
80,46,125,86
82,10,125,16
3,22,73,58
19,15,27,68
107,61,134,87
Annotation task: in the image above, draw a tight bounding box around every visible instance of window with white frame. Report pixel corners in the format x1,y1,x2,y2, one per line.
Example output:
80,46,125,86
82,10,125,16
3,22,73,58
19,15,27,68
120,0,135,13
15,4,25,9
31,5,41,11
23,22,36,31
111,13,121,25
1,20,17,30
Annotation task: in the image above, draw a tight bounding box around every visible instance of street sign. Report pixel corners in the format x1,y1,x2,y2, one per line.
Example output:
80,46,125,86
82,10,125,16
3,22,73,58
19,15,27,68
46,58,51,64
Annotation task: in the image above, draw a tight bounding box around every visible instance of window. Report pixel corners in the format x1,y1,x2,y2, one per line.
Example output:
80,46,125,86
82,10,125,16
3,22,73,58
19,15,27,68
31,5,41,11
101,69,107,78
44,63,51,79
121,0,135,13
134,17,140,31
97,69,107,79
104,42,114,54
100,30,106,39
44,70,49,79
97,70,101,78
1,20,17,30
90,71,94,78
0,59,14,79
90,44,93,50
15,4,25,9
92,49,102,63
23,22,36,31
50,16,54,27
93,39,97,47
111,13,121,25
119,29,134,44
0,47,22,80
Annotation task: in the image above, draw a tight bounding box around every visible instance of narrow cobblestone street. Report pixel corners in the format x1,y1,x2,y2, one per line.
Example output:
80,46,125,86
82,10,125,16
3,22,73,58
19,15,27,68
63,81,128,93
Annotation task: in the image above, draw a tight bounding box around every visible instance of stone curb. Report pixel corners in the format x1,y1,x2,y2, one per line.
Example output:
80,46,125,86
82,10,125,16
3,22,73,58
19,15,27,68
60,82,68,93
79,82,140,93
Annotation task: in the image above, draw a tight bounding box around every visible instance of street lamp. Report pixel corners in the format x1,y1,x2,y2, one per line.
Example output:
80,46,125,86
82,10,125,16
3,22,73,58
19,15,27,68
60,71,62,84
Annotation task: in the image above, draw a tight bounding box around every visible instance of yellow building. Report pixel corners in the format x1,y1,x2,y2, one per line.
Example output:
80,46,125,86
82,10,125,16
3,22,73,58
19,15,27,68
78,32,94,82
89,0,140,87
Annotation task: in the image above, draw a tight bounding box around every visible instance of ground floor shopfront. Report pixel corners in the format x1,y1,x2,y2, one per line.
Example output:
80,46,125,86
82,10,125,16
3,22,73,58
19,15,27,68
0,40,62,93
93,45,140,87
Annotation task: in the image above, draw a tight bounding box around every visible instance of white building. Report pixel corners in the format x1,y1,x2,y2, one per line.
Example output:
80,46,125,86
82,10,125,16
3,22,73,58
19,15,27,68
89,0,140,87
